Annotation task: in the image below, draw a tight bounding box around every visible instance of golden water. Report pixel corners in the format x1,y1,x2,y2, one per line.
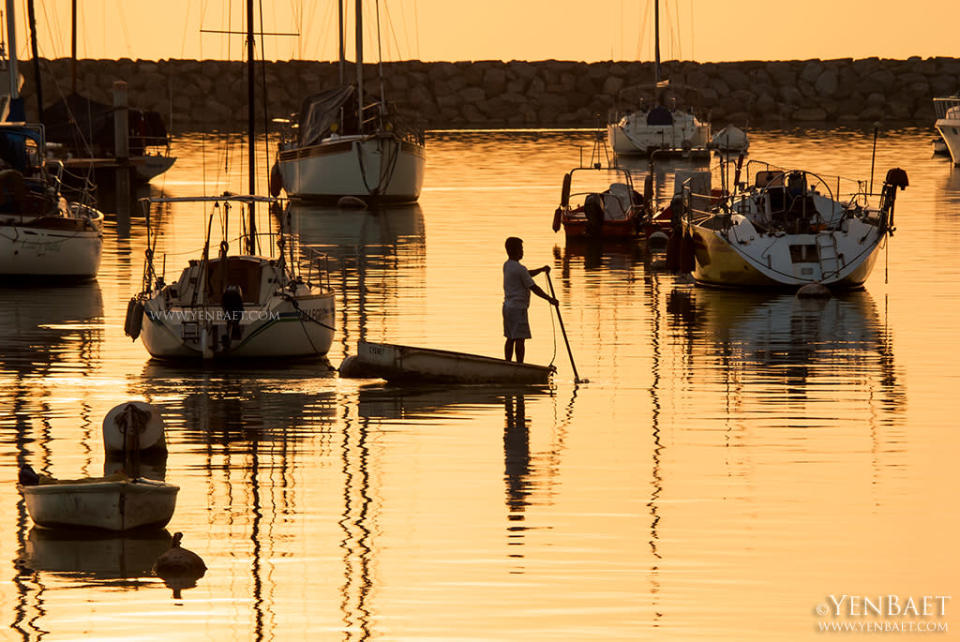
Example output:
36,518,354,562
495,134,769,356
0,128,957,640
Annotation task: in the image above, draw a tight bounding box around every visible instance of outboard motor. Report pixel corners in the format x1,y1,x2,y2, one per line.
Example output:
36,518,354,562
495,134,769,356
584,193,605,238
222,286,245,341
879,167,908,233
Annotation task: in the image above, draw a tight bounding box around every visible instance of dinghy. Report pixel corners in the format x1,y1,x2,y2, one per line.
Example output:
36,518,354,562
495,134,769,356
20,472,178,532
340,341,555,384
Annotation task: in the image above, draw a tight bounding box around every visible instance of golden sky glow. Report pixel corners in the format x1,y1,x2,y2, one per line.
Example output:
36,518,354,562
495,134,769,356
8,0,957,64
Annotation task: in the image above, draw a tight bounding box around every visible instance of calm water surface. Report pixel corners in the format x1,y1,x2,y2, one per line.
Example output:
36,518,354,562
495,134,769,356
0,127,958,640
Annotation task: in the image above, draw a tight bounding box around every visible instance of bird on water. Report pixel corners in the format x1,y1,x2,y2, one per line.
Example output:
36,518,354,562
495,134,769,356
154,532,206,577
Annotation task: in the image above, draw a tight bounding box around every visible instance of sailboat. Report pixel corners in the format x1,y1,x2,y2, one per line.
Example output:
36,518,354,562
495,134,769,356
0,0,103,280
607,0,711,157
679,161,908,289
125,0,335,360
273,0,425,204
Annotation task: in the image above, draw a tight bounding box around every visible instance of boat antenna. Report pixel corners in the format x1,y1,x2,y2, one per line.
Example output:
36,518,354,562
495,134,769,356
869,122,880,195
356,0,364,133
246,0,258,254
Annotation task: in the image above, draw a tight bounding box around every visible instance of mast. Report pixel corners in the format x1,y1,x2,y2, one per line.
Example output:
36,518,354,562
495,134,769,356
5,0,23,120
653,0,661,84
355,0,363,133
26,0,42,121
246,0,257,254
337,0,344,85
71,0,76,93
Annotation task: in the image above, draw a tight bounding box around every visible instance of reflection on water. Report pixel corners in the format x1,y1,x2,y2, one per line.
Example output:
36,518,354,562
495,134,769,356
0,128,957,640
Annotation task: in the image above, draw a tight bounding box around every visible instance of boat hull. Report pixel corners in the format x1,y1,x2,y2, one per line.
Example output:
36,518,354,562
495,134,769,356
686,221,881,290
140,292,335,360
21,479,178,532
935,115,960,166
607,116,710,156
0,219,103,279
344,341,555,384
278,135,425,204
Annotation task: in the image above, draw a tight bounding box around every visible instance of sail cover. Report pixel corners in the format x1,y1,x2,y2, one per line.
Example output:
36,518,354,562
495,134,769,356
297,85,355,147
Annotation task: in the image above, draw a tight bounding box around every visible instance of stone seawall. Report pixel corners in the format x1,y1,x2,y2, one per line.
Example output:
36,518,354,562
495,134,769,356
20,57,960,131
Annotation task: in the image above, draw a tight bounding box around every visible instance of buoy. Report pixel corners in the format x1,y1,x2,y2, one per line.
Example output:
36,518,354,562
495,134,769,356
552,207,562,233
337,196,367,209
796,283,832,299
102,402,167,454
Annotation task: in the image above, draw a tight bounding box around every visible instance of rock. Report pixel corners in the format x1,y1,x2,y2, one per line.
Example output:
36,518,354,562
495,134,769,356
601,76,624,96
814,69,839,97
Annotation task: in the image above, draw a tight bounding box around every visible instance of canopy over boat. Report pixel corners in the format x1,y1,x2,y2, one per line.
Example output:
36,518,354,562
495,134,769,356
340,341,555,385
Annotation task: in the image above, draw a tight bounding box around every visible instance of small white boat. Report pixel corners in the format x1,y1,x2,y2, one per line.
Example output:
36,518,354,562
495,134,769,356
934,96,960,165
21,474,178,532
711,125,749,153
340,341,555,384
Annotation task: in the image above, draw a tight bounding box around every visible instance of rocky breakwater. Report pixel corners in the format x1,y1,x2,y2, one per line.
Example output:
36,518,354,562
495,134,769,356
21,57,960,131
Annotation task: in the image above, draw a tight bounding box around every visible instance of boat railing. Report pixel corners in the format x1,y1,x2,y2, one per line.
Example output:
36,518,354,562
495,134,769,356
300,247,334,291
934,96,960,119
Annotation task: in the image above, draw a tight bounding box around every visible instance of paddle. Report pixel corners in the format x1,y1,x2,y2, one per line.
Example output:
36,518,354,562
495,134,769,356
545,271,581,384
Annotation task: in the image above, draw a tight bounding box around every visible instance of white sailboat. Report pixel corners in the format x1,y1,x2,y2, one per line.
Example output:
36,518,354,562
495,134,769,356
679,162,908,290
607,0,711,157
274,0,425,204
125,1,335,360
0,0,103,281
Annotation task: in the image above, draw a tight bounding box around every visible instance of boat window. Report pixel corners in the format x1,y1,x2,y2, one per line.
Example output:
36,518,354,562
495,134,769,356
789,244,818,263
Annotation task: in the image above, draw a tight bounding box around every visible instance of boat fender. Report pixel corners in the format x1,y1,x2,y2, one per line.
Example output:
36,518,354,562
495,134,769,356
552,207,562,233
337,196,368,209
269,162,283,197
124,298,144,340
796,283,832,299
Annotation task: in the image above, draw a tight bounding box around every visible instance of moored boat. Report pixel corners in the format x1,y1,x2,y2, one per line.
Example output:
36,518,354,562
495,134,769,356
606,1,710,158
128,196,336,360
0,123,103,279
552,165,648,240
21,473,178,532
274,1,425,204
934,95,960,165
679,161,908,289
340,341,555,384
